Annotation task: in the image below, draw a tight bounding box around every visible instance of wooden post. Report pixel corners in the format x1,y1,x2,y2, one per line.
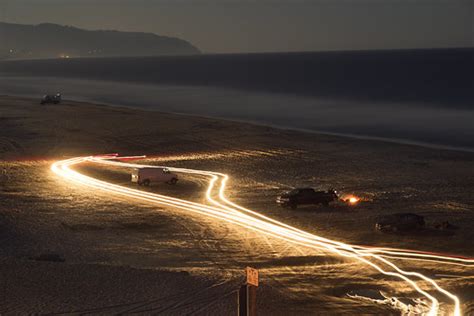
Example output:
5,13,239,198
238,267,258,316
238,284,247,316
247,284,257,316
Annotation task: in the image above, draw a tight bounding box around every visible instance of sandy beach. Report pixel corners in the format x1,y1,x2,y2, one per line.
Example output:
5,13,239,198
1,95,473,314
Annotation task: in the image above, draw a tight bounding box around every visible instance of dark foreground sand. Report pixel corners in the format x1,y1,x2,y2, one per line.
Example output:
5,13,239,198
0,96,473,314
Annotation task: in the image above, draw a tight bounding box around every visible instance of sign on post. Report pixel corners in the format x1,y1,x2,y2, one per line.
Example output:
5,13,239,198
246,267,259,287
239,267,258,316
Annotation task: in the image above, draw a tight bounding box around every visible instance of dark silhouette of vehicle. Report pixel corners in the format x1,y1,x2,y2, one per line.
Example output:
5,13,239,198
276,188,338,209
375,213,425,232
434,221,457,231
41,93,62,105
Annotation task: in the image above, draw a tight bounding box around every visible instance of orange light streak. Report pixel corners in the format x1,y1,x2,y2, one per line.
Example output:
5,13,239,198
51,156,468,315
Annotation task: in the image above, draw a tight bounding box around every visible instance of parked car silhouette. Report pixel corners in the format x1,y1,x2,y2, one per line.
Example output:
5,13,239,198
41,94,62,105
375,213,425,232
276,188,338,209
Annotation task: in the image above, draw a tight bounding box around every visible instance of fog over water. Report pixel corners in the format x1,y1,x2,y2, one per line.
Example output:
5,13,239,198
1,50,472,150
1,76,473,151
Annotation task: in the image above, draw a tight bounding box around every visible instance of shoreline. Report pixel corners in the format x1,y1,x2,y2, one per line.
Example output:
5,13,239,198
171,113,474,154
4,92,473,154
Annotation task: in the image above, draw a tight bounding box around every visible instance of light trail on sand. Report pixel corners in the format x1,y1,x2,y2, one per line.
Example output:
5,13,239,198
51,155,470,315
91,156,474,266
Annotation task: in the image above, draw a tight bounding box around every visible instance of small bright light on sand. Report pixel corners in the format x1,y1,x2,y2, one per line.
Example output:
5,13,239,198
349,197,359,204
343,196,359,205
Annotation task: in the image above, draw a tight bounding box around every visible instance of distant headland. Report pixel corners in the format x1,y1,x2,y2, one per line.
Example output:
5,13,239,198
0,22,201,59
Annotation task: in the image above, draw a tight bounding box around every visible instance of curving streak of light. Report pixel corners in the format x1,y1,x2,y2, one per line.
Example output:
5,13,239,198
90,156,474,267
51,156,466,315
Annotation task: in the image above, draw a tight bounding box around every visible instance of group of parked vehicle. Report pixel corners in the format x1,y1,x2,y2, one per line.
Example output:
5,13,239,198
40,92,441,234
128,164,426,234
275,187,431,233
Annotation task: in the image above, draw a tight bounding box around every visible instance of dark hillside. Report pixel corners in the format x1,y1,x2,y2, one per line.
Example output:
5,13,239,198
0,22,200,59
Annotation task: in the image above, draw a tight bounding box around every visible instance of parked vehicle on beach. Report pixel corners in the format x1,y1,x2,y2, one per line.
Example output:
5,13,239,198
41,93,62,105
375,213,425,232
276,188,339,209
131,167,178,186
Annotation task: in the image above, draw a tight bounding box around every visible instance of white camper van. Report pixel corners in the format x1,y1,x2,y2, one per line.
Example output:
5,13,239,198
131,167,178,186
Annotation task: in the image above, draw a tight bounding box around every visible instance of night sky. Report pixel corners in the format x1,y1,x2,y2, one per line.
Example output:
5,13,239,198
1,0,472,53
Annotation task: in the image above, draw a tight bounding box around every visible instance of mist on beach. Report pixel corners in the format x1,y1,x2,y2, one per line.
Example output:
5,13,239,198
1,48,473,150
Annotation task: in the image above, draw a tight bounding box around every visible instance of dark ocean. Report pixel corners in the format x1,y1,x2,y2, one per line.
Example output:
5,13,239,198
1,48,473,150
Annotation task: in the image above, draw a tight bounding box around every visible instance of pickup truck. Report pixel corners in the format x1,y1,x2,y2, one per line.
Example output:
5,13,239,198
276,188,338,209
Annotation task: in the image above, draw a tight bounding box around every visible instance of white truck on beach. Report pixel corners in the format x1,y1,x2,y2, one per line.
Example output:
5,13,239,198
131,167,178,186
